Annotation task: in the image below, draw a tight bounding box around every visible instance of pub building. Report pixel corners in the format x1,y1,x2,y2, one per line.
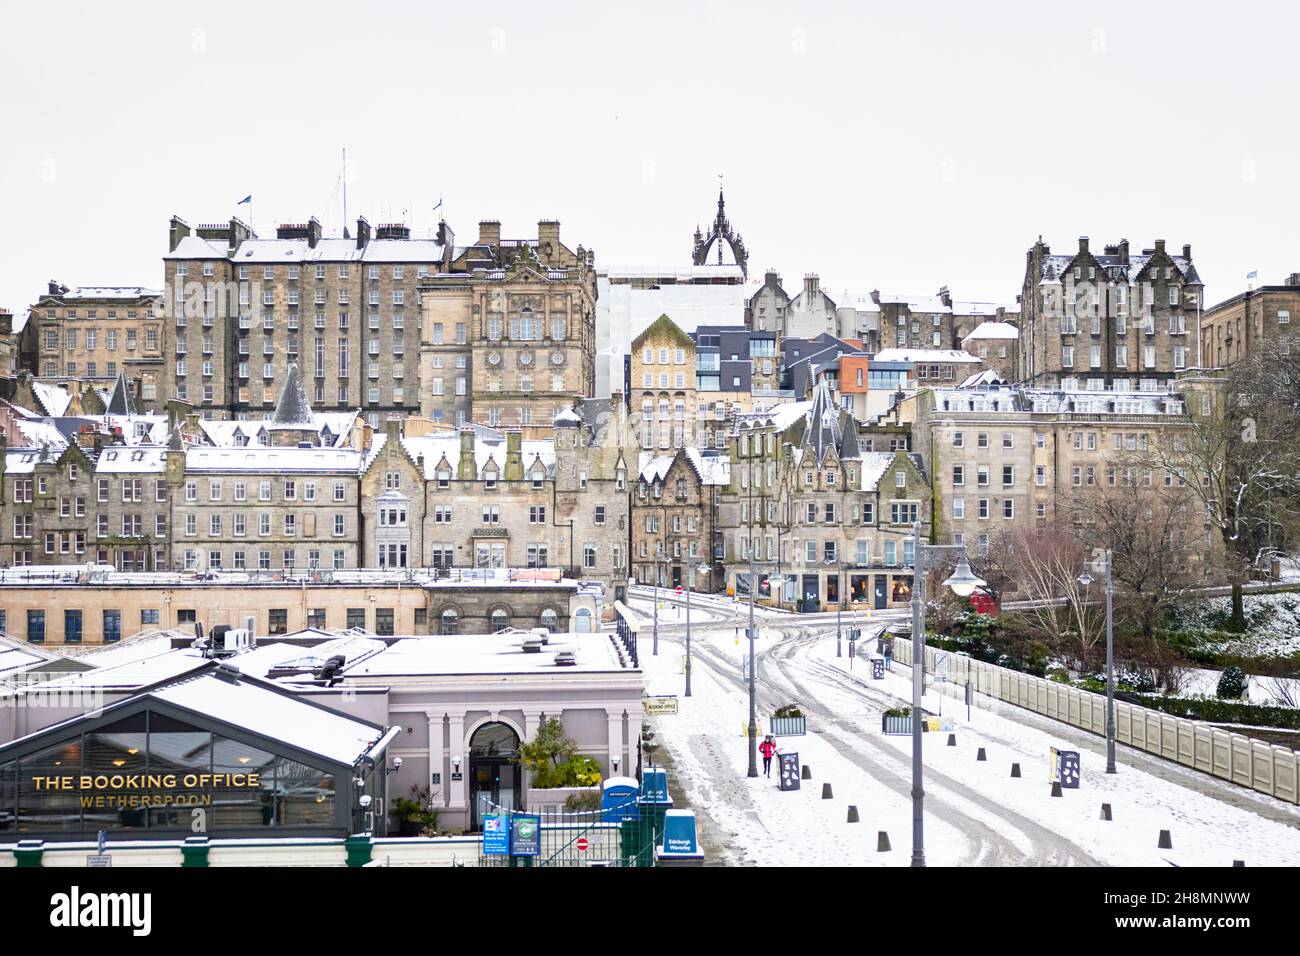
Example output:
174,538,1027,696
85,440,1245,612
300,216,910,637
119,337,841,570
0,662,398,839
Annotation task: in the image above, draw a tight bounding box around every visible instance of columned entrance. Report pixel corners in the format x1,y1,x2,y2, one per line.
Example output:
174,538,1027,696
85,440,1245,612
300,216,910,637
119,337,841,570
468,722,521,832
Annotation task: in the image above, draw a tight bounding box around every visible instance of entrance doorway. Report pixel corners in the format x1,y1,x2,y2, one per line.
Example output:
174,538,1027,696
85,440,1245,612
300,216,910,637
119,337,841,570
873,575,888,610
469,722,521,831
801,574,820,613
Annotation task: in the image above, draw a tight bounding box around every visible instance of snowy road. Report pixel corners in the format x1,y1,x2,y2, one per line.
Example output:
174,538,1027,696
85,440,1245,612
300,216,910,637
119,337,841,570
628,592,1300,867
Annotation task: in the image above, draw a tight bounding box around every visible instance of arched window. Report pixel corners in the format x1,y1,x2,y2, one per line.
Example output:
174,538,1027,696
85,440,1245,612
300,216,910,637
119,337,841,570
539,608,557,631
490,608,509,632
574,608,593,633
441,608,459,635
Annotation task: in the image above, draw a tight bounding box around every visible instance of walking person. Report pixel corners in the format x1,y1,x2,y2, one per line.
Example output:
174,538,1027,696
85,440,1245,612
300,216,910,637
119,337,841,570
759,734,777,778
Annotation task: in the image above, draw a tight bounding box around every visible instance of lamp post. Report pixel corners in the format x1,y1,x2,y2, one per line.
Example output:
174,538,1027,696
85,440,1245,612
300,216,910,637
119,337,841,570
908,519,985,868
825,556,847,657
743,558,782,778
684,560,711,698
651,544,666,656
1078,552,1117,774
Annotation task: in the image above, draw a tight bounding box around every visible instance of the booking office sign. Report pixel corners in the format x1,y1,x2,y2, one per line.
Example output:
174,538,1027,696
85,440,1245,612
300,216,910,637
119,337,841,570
31,772,262,809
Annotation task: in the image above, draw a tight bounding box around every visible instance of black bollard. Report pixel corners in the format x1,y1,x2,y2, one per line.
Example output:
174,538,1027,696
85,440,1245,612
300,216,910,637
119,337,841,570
1011,763,1021,778
877,831,891,852
1158,830,1173,849
801,765,812,780
821,783,833,799
1100,803,1113,821
1051,781,1063,797
976,747,987,761
846,806,859,823
947,733,957,747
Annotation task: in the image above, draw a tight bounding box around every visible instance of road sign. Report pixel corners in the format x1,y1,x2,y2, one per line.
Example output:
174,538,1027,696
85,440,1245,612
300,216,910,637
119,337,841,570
85,855,111,867
675,585,683,596
576,837,589,852
644,695,679,716
510,815,542,857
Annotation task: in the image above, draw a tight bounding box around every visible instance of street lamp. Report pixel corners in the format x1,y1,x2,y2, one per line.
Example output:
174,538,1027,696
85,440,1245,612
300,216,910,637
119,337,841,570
651,544,666,656
743,558,782,778
908,519,985,868
684,560,711,698
824,556,847,657
1078,552,1117,774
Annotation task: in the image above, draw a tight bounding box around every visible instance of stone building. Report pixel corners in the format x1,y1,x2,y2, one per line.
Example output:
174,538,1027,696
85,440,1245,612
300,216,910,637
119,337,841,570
1018,237,1205,390
785,274,839,340
906,383,1217,574
0,422,169,574
419,220,596,430
389,408,630,599
632,446,729,592
631,314,697,449
23,283,165,411
0,571,596,645
745,269,790,334
960,320,1020,382
162,215,448,422
0,307,16,377
1200,272,1300,369
717,380,931,610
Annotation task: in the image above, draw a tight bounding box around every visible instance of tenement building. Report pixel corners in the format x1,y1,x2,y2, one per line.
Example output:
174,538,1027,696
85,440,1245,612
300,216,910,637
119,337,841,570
162,215,449,421
1200,272,1300,368
23,282,165,411
717,380,932,611
632,314,697,449
1018,237,1204,390
419,220,597,429
632,446,729,592
906,383,1219,574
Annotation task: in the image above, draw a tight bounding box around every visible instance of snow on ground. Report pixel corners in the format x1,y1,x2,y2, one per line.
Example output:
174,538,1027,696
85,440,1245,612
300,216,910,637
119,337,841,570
811,641,1300,867
1176,591,1300,658
638,615,968,866
1179,667,1300,707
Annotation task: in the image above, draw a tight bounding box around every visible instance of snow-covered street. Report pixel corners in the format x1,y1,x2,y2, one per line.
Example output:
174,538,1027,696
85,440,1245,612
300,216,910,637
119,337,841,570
629,591,1300,867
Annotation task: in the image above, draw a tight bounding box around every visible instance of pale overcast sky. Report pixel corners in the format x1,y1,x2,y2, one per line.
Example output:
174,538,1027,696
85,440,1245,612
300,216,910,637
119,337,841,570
1,0,1296,317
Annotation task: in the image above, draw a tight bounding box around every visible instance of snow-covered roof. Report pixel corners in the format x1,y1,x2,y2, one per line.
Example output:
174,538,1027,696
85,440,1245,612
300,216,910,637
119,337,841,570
31,381,72,417
401,430,554,481
856,452,900,492
685,448,730,485
1036,248,1198,286
961,321,1019,341
343,632,633,678
94,445,168,473
957,369,1008,388
8,417,69,450
875,293,951,313
164,235,229,260
184,446,363,472
872,348,982,364
737,400,813,433
60,287,162,301
950,301,1014,317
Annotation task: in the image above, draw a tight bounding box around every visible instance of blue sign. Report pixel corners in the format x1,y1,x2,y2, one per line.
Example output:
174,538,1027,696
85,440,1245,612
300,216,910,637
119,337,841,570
482,814,510,855
660,810,699,856
601,777,640,823
640,768,670,804
509,814,542,857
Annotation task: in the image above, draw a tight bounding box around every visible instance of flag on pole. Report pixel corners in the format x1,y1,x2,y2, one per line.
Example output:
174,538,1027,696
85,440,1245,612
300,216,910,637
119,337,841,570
237,195,252,205
1247,270,1258,280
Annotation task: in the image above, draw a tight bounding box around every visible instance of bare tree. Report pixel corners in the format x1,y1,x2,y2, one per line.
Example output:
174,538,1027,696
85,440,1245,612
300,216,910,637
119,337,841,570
1144,344,1300,629
1063,475,1202,641
1012,525,1104,667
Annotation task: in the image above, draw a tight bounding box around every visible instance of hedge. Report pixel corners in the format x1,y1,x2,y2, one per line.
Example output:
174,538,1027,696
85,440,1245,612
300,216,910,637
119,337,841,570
1136,695,1300,730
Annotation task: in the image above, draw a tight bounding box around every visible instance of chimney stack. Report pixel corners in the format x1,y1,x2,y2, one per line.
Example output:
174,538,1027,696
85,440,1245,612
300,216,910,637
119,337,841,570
1154,239,1166,255
307,217,322,249
478,220,501,245
356,217,371,249
804,273,819,296
168,216,192,254
505,427,524,481
1078,236,1090,255
538,220,560,257
1183,243,1192,260
458,426,477,480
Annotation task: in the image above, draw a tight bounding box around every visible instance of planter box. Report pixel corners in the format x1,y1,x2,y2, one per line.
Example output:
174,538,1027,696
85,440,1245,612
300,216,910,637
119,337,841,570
882,715,923,735
771,715,806,737
526,786,601,815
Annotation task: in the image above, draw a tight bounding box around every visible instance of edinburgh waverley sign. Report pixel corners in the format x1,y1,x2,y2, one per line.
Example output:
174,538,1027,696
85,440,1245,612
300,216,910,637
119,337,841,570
32,772,262,808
